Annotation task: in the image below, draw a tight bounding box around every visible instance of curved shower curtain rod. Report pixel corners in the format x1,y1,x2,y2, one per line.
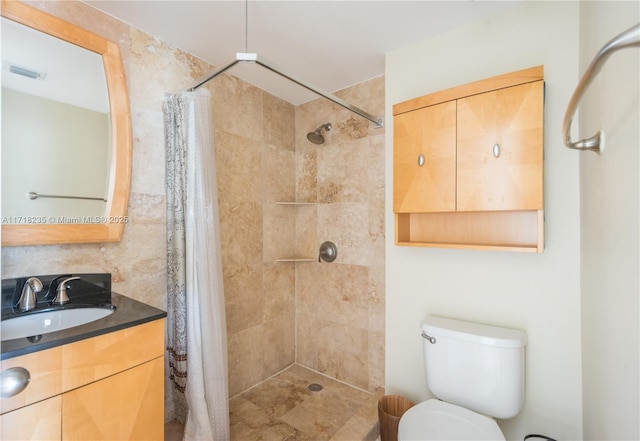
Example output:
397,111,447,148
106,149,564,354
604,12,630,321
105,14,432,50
188,52,384,128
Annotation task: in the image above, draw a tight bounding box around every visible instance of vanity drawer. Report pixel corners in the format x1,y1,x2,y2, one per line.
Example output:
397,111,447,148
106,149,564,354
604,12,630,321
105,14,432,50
0,346,62,414
62,319,164,391
1,395,62,440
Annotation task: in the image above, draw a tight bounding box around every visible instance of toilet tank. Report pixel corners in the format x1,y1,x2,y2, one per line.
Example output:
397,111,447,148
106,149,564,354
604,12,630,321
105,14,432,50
421,315,527,419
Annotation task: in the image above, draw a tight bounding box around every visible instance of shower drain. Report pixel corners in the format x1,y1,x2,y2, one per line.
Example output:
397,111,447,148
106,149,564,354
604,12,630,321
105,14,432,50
308,383,323,392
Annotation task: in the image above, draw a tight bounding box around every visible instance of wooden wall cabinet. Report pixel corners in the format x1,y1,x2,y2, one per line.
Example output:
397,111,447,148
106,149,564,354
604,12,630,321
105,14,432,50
0,319,165,441
393,66,544,252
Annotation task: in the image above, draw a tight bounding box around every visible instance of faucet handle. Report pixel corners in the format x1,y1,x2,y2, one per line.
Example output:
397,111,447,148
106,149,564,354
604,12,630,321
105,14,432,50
52,276,80,305
17,277,43,312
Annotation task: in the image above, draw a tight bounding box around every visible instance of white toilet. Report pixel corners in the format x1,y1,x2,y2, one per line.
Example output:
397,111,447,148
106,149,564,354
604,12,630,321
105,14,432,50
398,315,527,440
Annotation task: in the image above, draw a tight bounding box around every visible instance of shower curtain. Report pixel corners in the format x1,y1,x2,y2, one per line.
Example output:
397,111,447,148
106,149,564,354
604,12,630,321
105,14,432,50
164,88,230,440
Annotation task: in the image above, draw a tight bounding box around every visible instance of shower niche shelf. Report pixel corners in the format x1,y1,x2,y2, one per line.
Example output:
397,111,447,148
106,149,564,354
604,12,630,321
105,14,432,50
275,201,316,205
274,201,316,262
275,258,316,263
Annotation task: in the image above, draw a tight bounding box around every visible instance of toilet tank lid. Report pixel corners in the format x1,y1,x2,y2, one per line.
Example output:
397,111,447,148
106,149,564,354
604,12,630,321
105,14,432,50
421,316,527,348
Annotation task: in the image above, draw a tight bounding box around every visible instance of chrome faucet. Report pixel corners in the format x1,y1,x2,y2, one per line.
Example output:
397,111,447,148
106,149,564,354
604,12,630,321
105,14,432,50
52,276,80,305
17,277,43,312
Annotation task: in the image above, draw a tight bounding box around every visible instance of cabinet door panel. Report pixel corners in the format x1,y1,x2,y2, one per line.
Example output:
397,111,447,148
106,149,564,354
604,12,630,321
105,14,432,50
457,81,543,212
62,319,164,392
394,101,456,213
0,396,61,441
62,356,164,441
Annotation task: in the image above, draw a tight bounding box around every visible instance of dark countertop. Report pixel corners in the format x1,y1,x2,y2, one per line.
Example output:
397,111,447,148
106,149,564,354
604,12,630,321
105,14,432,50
1,292,166,360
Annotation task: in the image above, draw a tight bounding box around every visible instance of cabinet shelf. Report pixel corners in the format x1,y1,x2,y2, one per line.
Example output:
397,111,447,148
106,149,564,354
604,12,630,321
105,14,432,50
395,210,544,253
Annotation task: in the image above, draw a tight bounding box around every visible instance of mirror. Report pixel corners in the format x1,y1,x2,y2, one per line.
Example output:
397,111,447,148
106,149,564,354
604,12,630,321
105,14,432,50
1,1,131,246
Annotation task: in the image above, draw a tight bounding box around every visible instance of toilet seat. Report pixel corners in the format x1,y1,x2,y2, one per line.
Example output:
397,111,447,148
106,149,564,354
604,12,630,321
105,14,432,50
398,399,505,440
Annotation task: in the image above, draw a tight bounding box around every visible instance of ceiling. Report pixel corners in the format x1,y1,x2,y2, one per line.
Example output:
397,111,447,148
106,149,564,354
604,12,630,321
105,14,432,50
86,1,518,105
1,16,108,112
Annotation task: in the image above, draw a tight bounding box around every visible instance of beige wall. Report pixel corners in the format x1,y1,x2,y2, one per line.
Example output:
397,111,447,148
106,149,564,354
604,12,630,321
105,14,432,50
579,2,640,439
2,87,109,219
385,2,583,440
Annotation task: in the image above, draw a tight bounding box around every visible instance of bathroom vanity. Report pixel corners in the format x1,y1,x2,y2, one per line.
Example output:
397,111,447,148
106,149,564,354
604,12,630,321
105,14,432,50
0,276,166,440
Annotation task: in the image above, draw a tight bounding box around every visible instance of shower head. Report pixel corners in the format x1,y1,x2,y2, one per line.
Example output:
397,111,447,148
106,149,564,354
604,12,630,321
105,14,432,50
307,123,332,145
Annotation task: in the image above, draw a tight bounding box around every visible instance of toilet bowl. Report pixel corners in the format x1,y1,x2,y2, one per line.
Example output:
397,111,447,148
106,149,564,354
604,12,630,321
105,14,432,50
399,399,504,440
397,315,527,441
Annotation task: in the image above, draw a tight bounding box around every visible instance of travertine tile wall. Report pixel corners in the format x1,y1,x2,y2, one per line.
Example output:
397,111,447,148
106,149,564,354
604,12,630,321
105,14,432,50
209,74,297,398
1,0,209,311
0,0,214,422
2,0,384,409
295,77,386,392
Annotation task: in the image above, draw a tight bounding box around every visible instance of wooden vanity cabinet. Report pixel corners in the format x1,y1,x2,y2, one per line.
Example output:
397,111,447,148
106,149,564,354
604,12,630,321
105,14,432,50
0,319,165,441
393,66,544,252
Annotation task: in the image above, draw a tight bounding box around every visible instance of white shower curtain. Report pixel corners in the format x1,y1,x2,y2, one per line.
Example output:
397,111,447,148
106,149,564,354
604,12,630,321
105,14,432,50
164,88,230,440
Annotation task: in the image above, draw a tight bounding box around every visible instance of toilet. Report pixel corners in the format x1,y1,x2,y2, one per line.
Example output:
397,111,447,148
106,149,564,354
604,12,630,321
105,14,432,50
398,315,527,440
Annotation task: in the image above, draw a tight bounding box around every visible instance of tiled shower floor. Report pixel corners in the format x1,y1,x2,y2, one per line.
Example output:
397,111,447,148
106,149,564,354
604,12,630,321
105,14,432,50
165,364,382,441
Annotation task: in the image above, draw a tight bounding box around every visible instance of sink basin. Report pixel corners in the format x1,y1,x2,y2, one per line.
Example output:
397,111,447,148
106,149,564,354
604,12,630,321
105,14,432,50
1,307,114,341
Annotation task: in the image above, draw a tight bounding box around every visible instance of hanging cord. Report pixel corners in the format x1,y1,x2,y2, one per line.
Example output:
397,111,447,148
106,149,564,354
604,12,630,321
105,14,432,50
524,435,557,441
244,0,249,52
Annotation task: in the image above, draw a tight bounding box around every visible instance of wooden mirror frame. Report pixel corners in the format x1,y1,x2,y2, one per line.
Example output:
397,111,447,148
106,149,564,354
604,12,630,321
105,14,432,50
1,0,132,246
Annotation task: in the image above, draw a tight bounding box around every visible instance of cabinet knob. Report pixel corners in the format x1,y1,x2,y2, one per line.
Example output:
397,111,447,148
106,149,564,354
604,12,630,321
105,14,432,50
417,154,425,167
1,367,30,398
492,144,501,158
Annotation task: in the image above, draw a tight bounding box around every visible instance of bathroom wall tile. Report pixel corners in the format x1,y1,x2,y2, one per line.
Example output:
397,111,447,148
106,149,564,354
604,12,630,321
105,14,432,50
263,93,295,152
368,267,385,333
317,321,369,390
218,201,263,268
128,193,166,224
317,202,371,267
295,148,318,203
263,145,296,203
293,76,385,394
228,324,265,397
334,76,385,138
263,263,295,322
215,131,263,205
368,330,385,392
295,312,320,371
295,205,318,259
210,75,264,142
263,316,295,377
317,137,371,203
297,263,369,330
214,71,298,395
263,202,296,263
333,116,371,143
224,263,264,335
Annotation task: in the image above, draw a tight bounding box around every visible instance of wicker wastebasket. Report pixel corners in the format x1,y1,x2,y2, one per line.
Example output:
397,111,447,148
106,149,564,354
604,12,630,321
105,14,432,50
377,395,414,441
